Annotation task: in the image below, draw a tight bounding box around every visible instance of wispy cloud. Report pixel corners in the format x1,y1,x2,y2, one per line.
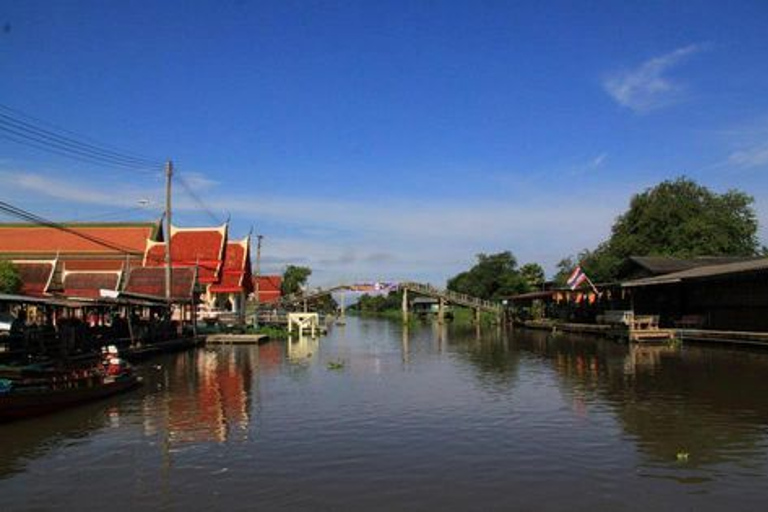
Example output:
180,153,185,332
727,143,768,169
1,169,626,284
590,153,607,168
603,44,705,113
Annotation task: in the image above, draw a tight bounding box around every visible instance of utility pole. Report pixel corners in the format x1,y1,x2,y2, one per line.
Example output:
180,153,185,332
164,160,173,308
255,234,264,304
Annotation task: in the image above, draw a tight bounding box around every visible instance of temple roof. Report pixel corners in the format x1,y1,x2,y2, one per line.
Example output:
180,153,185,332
210,236,253,294
12,260,56,297
123,266,197,302
144,224,227,284
253,275,282,303
0,221,162,257
61,270,122,299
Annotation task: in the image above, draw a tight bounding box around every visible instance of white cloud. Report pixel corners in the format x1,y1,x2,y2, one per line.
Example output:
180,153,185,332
603,44,705,113
1,169,625,286
727,143,768,169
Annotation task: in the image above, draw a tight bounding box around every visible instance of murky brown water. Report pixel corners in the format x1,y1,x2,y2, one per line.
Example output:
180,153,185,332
1,318,768,511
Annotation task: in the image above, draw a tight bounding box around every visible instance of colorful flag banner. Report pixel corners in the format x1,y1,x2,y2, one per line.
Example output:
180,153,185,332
566,266,588,290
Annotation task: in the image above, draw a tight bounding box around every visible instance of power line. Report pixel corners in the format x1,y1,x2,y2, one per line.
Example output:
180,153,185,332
0,103,163,167
0,200,145,255
63,204,163,223
176,171,223,225
0,104,164,174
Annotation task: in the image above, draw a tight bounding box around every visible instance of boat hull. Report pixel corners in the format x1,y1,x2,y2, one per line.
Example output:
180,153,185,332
0,376,141,422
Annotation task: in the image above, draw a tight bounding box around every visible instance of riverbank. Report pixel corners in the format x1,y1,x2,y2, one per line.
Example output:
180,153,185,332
518,319,768,349
349,308,497,326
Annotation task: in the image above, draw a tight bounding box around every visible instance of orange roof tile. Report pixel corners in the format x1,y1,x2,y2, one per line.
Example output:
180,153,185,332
61,271,121,299
0,222,161,255
144,224,226,284
210,237,253,294
253,275,282,303
123,266,196,301
13,260,56,297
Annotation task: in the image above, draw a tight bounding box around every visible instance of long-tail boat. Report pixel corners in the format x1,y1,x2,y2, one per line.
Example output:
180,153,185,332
0,352,141,422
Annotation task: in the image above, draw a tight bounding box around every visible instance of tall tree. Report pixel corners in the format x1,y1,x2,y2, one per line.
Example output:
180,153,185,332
520,263,545,290
0,260,21,294
446,251,528,300
281,265,312,295
582,177,760,281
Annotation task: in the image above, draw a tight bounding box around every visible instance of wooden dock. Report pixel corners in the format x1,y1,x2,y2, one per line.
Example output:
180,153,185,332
205,334,269,345
521,313,675,343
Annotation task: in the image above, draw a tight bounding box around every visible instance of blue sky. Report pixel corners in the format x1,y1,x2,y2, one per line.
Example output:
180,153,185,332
2,1,768,286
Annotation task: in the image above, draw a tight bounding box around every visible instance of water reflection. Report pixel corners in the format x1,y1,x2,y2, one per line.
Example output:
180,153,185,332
2,319,768,511
0,399,111,480
148,346,256,445
514,330,768,474
286,335,319,363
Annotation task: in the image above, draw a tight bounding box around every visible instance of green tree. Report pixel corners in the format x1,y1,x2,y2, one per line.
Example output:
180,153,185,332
281,265,312,295
0,260,21,294
581,177,760,282
553,257,576,286
446,251,528,300
520,263,545,290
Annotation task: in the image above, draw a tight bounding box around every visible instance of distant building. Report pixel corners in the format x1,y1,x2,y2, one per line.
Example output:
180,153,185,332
0,220,254,313
507,255,768,333
143,223,253,314
252,275,282,304
616,255,761,281
0,220,163,297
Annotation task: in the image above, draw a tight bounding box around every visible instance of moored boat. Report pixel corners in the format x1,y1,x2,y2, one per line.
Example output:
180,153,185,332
0,348,142,422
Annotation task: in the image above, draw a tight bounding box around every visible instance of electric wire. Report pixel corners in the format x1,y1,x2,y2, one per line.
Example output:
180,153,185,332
0,104,164,174
176,171,223,225
63,204,163,223
0,200,145,255
0,103,163,167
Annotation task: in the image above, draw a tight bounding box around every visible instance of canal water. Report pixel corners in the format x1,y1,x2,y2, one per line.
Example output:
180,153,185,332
2,317,768,511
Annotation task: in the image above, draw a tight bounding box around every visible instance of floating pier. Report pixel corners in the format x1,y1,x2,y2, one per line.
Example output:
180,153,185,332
205,334,269,345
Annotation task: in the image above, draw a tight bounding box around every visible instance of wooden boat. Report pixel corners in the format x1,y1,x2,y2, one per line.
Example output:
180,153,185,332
0,362,142,422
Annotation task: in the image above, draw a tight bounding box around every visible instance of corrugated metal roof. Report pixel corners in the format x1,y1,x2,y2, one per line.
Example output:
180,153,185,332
622,257,768,288
627,255,759,275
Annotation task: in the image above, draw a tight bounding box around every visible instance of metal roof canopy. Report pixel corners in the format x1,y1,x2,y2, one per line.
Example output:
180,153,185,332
0,293,91,308
622,257,768,288
99,288,193,305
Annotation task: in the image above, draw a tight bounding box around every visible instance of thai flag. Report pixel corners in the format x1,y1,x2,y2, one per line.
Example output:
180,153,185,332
567,266,588,290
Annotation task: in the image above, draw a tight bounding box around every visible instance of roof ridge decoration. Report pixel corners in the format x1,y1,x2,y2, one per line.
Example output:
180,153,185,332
143,238,166,267
169,223,228,236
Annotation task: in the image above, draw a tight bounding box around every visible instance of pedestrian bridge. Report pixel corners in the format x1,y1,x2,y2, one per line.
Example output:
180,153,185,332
278,281,503,322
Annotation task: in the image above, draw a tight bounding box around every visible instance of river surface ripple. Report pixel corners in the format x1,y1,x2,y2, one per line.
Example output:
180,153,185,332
2,317,768,511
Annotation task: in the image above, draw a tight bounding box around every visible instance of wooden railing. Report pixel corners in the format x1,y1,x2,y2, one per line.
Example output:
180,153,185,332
398,282,503,314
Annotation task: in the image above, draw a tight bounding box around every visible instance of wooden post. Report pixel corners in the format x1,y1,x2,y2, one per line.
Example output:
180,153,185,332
438,298,445,325
402,288,409,323
474,307,481,325
164,160,173,307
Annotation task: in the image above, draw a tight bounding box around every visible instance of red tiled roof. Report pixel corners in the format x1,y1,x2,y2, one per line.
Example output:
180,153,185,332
13,260,56,297
144,224,226,284
123,266,196,301
0,222,161,255
61,271,121,299
210,237,253,294
253,275,282,303
63,259,125,271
